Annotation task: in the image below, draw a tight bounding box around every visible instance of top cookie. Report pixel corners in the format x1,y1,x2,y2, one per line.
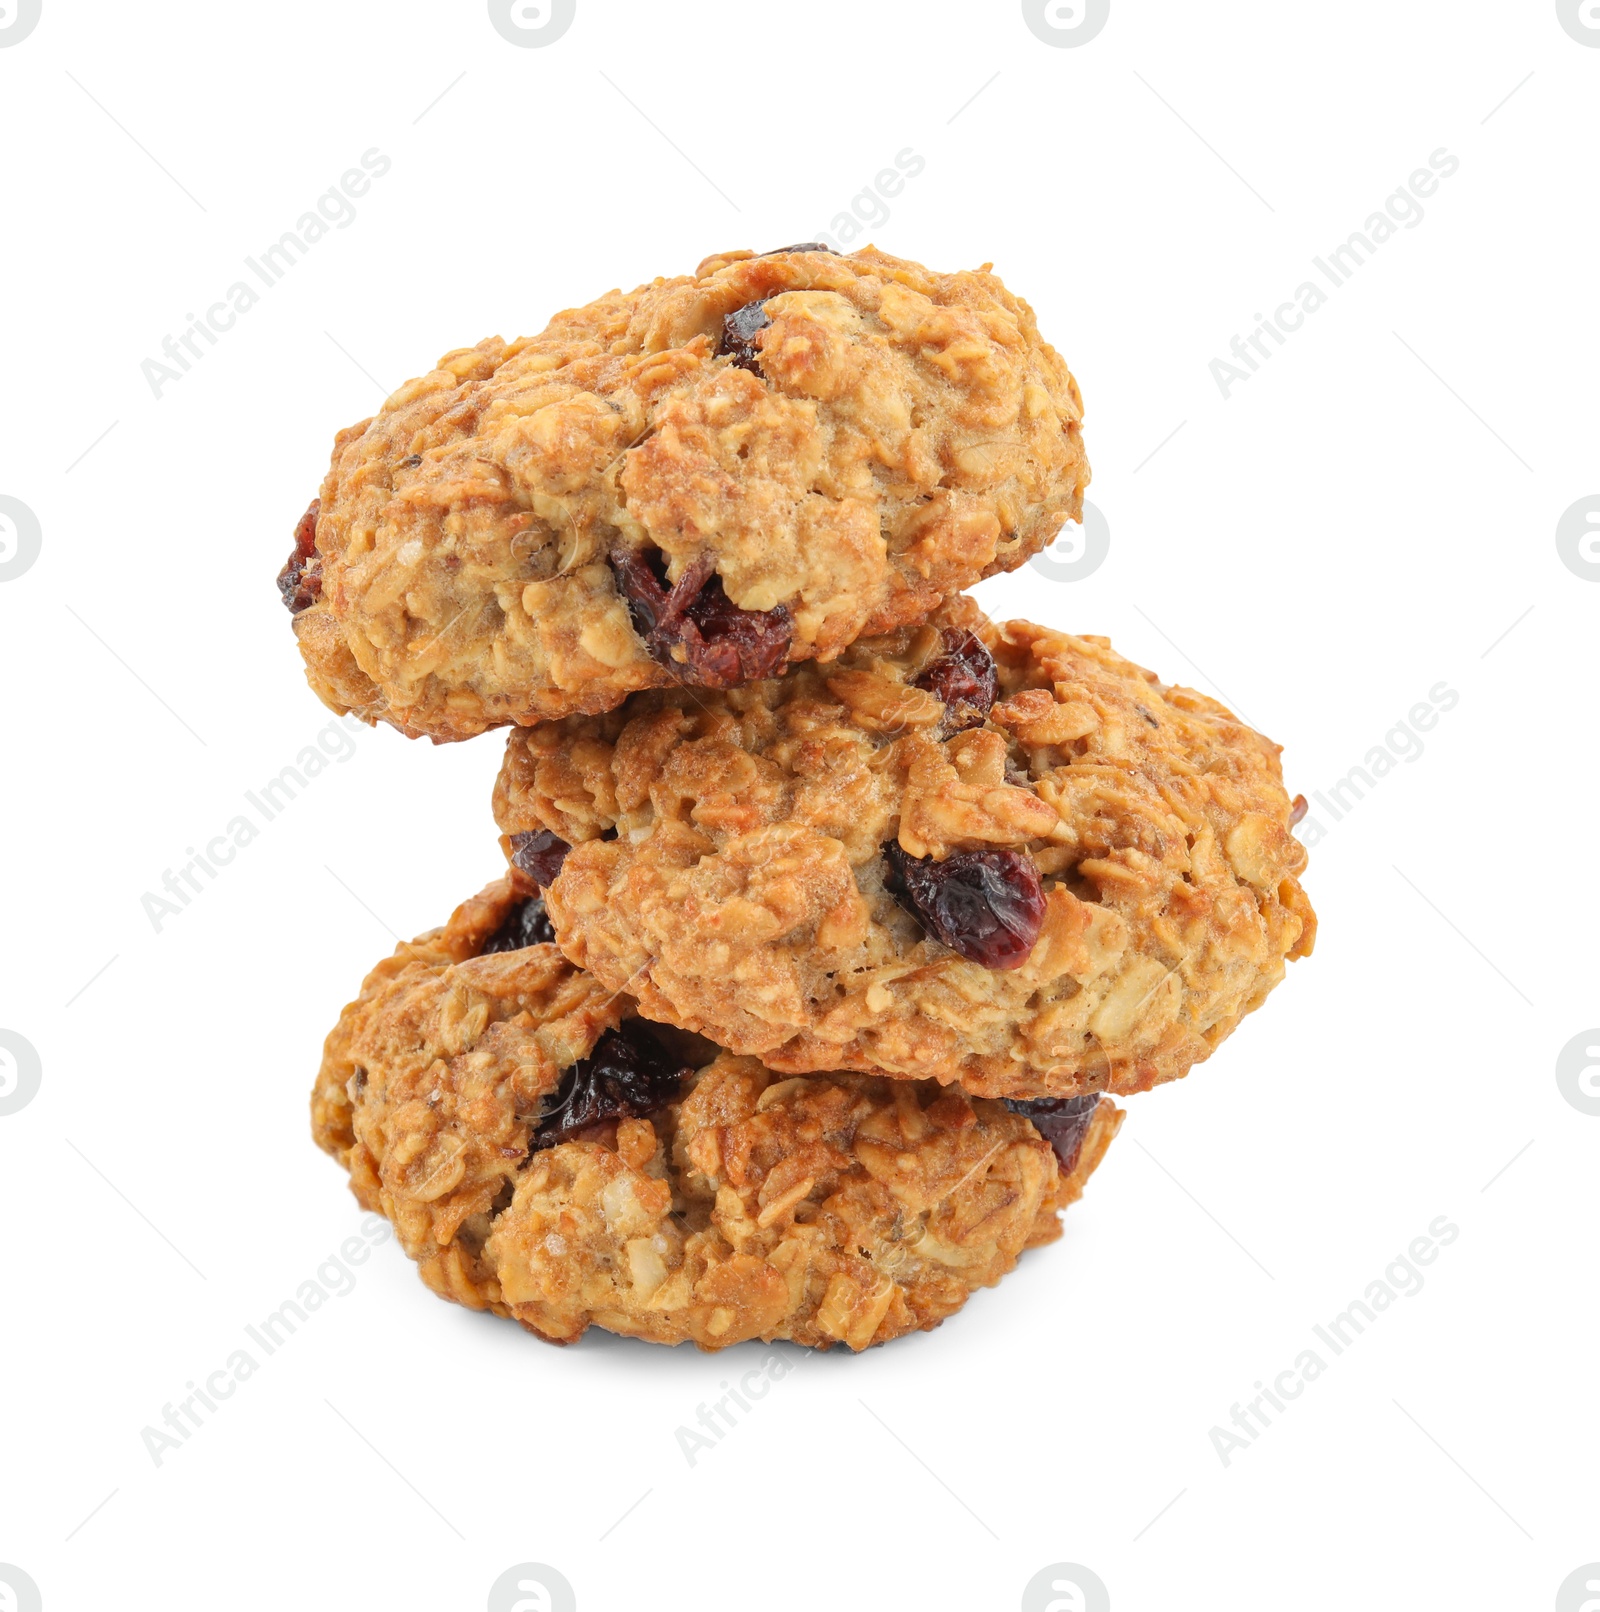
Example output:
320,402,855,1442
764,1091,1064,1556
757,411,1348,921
492,604,1316,1098
283,245,1088,741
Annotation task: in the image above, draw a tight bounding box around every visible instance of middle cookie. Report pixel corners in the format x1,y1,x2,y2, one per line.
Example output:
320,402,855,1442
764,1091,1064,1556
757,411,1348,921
493,601,1316,1097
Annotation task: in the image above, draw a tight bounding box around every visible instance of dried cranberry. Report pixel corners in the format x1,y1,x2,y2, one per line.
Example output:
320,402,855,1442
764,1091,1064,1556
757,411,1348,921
530,1022,689,1151
762,242,836,255
883,842,1046,970
1289,794,1308,827
610,545,792,689
718,299,771,373
679,572,794,684
277,499,322,614
1003,1095,1099,1173
480,895,555,954
508,829,572,888
914,628,998,735
609,544,674,639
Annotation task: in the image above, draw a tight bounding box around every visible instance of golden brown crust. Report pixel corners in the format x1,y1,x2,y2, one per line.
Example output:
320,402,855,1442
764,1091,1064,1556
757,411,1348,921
293,247,1088,741
309,875,625,1306
494,611,1316,1097
311,876,1119,1349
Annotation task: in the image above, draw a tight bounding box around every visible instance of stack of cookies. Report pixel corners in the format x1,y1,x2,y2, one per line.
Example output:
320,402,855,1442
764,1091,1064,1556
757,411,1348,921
290,246,1315,1351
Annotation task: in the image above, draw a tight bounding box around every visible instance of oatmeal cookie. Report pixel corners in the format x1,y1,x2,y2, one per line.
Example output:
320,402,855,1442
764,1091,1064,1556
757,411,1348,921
492,604,1316,1097
283,245,1088,741
312,875,1121,1349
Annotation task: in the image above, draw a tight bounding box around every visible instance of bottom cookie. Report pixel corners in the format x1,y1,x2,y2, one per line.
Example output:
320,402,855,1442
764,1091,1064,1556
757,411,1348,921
311,875,1122,1350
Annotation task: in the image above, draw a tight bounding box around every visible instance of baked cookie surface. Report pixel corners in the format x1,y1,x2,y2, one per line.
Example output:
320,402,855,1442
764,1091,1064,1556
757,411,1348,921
493,606,1316,1096
312,875,1121,1350
284,246,1088,741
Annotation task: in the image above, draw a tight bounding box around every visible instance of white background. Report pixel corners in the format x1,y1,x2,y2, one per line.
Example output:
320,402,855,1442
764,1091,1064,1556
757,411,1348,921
2,2,1597,1608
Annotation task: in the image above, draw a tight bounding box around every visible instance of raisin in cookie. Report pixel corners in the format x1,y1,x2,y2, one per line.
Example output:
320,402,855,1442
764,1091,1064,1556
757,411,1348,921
311,874,1121,1350
492,603,1317,1097
283,245,1088,742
